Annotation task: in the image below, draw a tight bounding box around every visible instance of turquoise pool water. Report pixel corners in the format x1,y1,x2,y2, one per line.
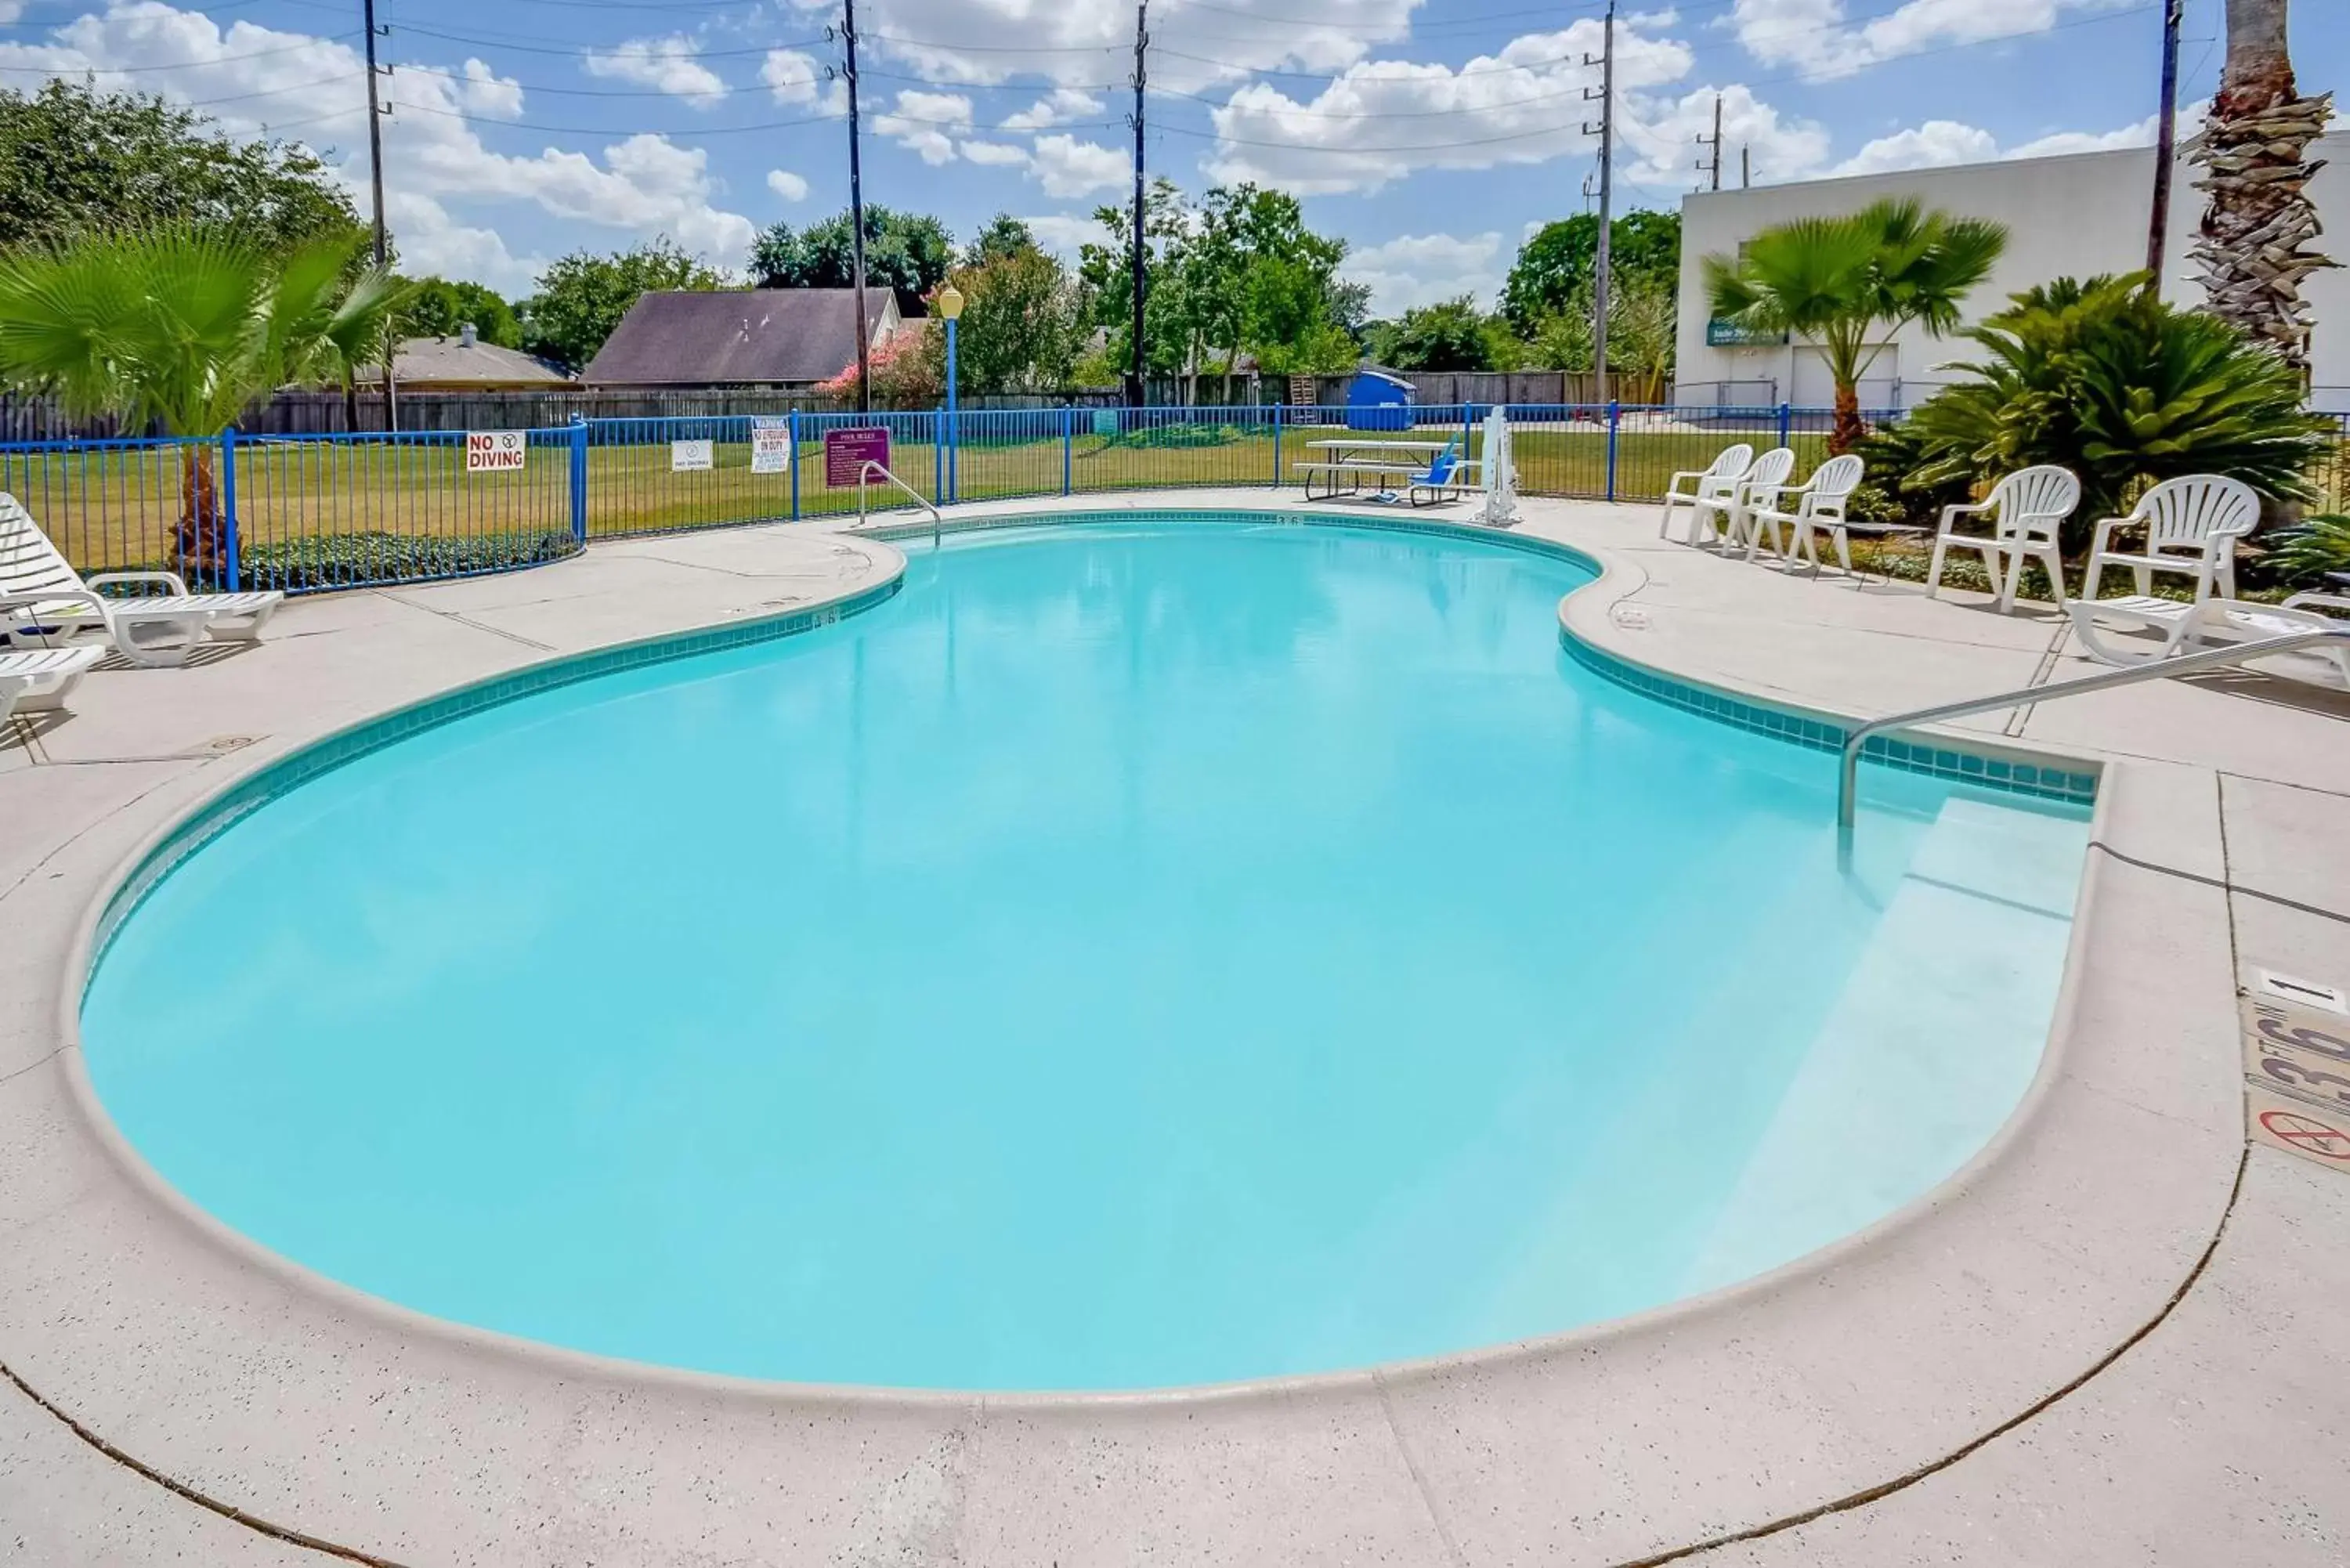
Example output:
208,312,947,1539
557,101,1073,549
82,516,2091,1392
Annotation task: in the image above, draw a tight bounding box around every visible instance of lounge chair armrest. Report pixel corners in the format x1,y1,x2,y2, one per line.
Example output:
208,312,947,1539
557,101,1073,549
1935,499,1993,531
86,570,193,598
0,587,108,614
2280,592,2350,618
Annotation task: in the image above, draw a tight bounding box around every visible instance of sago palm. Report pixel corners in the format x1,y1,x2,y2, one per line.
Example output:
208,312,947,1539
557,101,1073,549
2193,0,2334,372
1703,197,2007,453
0,225,407,577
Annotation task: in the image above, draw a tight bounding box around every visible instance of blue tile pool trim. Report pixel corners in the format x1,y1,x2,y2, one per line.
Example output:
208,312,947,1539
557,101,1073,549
87,573,904,981
1560,630,2100,807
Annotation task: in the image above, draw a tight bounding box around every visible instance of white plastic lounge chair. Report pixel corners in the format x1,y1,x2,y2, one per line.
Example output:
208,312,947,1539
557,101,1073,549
1925,465,2083,612
2080,475,2260,612
1694,446,1795,553
0,645,102,729
0,492,283,668
2066,591,2350,686
1746,454,1867,571
1658,443,1753,540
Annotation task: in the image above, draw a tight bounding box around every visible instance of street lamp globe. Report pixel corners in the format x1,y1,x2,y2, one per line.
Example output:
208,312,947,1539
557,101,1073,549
935,284,965,321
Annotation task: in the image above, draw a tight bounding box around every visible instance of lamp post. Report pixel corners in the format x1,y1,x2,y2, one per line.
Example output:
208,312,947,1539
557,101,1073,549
936,282,964,506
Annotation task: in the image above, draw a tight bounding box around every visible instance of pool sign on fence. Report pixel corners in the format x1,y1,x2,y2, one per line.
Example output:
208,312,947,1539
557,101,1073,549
750,417,792,475
824,426,890,487
465,430,526,473
671,439,715,472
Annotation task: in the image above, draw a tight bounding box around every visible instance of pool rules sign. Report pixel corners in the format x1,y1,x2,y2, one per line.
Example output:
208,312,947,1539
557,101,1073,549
465,430,527,473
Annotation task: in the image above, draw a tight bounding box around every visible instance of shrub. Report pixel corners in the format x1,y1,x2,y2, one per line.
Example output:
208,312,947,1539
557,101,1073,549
236,528,579,591
1846,421,1972,529
1901,273,2333,554
2261,512,2350,587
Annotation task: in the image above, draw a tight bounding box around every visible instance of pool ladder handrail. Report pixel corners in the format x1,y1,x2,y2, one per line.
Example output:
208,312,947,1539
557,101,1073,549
1836,626,2350,860
856,459,942,547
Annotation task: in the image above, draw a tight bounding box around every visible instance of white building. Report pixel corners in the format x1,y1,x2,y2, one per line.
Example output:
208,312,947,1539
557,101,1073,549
1672,133,2350,413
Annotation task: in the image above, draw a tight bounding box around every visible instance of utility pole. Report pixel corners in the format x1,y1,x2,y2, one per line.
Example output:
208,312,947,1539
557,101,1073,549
1696,92,1723,191
1126,0,1149,409
360,0,396,432
1581,0,1616,404
1741,145,1750,189
837,0,870,414
2146,0,2184,284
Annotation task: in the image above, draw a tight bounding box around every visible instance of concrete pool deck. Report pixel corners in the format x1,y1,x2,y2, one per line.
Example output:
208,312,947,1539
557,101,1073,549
2,490,2345,1566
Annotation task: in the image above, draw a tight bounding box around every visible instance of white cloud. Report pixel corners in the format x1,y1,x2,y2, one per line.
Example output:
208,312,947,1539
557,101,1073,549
873,89,971,164
959,140,1032,167
1020,213,1107,258
1347,232,1506,315
1000,87,1106,131
838,0,1421,92
1620,81,1830,186
1206,20,1695,195
766,168,810,201
0,4,763,283
761,46,835,108
1029,134,1130,198
1726,0,2119,83
1832,118,1998,175
582,34,725,106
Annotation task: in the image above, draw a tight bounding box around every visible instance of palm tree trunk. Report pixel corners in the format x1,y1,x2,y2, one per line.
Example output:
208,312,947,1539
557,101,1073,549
174,443,222,585
2193,0,2335,371
1828,380,1865,455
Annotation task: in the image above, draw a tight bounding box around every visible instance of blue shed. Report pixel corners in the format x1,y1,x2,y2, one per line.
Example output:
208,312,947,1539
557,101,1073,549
1345,369,1414,431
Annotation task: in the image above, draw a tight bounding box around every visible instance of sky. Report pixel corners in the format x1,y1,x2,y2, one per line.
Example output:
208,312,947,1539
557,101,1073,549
0,0,2340,314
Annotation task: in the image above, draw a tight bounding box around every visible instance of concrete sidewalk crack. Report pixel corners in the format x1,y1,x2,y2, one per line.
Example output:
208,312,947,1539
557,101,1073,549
1374,1369,1470,1568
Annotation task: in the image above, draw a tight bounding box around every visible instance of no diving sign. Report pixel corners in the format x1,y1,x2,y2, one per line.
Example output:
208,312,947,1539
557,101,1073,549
2248,1086,2350,1169
465,430,527,473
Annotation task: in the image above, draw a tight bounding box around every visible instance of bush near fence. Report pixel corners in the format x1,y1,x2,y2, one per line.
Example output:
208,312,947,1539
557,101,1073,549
4,404,2341,595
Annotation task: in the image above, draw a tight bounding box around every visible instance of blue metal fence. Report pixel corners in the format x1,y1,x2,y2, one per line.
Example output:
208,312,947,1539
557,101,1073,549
0,402,1941,594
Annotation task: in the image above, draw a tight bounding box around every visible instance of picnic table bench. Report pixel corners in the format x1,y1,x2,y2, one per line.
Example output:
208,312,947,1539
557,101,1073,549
1293,439,1481,506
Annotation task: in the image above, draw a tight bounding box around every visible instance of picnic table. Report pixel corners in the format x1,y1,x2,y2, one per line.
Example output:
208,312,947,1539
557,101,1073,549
1293,438,1481,506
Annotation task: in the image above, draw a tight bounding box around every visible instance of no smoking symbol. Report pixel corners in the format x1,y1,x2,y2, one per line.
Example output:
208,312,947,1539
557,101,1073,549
2260,1109,2350,1162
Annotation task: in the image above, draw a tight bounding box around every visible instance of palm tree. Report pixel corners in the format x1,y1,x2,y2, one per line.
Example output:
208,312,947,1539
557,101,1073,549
0,226,407,579
2192,0,2334,372
1703,197,2007,453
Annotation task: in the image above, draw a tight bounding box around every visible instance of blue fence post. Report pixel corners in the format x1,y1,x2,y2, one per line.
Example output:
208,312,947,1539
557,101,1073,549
568,415,588,544
1605,401,1622,503
933,410,944,502
1271,403,1282,488
1061,405,1073,496
1777,401,1792,448
219,426,240,592
788,408,801,521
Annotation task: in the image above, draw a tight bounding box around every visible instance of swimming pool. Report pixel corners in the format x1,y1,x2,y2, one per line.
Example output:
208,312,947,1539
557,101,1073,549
81,513,2092,1393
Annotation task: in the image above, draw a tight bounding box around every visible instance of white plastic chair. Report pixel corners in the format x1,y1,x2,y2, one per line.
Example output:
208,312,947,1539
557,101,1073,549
1658,443,1753,541
0,492,283,668
1925,465,2082,612
0,645,101,732
2067,590,2350,686
1697,446,1795,554
1746,454,1867,572
2085,474,2259,601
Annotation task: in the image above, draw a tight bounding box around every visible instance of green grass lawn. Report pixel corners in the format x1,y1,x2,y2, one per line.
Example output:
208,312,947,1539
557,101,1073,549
4,421,1884,577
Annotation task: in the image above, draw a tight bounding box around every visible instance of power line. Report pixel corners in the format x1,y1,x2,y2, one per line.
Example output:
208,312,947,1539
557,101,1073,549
0,33,361,72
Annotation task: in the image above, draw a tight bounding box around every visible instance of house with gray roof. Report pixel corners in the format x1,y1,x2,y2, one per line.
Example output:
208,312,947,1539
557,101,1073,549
356,325,573,391
581,288,908,389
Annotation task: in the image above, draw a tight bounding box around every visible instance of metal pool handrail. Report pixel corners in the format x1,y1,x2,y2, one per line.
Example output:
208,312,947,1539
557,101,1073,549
1836,627,2350,857
857,460,942,547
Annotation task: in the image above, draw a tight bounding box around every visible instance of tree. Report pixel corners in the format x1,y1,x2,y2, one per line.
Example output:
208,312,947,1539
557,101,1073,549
1704,197,2005,452
519,239,725,374
1502,210,1680,333
816,326,941,410
1368,297,1492,371
943,244,1090,395
966,215,1037,268
749,206,953,296
1900,274,2332,552
1239,255,1354,377
395,277,522,348
2191,0,2334,372
0,225,405,575
0,80,358,255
